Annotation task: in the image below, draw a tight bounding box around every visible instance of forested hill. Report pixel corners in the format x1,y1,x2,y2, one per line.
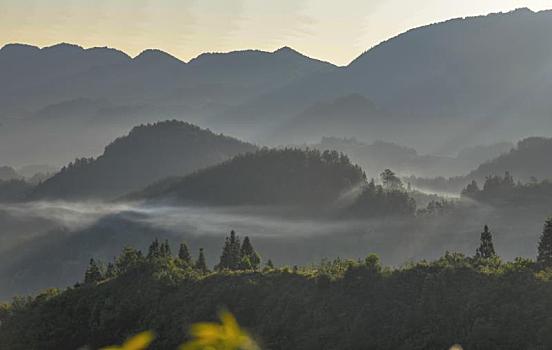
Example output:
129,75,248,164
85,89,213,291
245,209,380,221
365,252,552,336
30,121,257,200
466,137,552,183
129,148,366,206
408,137,552,194
3,240,552,350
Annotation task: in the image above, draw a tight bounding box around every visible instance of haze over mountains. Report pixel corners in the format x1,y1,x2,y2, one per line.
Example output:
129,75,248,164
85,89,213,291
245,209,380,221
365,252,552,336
307,137,514,179
220,8,552,150
30,121,257,200
3,6,552,303
408,136,552,193
2,8,552,168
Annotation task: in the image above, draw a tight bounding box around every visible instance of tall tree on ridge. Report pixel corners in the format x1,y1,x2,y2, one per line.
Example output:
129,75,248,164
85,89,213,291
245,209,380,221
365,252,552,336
537,218,552,267
475,225,496,259
178,242,192,266
195,248,208,273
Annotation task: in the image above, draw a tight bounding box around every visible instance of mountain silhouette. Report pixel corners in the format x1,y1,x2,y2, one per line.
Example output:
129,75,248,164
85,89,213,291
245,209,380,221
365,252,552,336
3,8,552,164
222,8,552,151
30,121,257,200
467,137,552,183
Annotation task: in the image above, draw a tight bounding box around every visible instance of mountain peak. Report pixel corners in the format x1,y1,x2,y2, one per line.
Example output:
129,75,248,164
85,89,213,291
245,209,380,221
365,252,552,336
510,7,534,14
42,42,84,53
86,46,131,60
0,43,40,58
133,49,184,65
273,46,300,55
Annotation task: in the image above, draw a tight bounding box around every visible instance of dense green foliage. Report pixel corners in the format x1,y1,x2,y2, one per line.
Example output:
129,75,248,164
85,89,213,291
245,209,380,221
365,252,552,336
2,249,552,349
2,221,552,350
133,148,366,206
30,121,257,200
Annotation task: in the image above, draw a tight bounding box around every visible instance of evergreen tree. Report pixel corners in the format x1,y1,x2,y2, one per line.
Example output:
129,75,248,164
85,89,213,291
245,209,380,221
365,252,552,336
240,256,253,270
217,230,242,270
84,258,103,284
217,237,232,271
116,247,144,273
105,262,116,279
178,242,192,266
195,248,208,273
240,236,254,257
380,169,403,190
160,239,172,258
147,238,161,260
240,236,261,270
462,180,480,197
537,218,552,267
475,225,496,259
266,259,274,269
229,230,241,270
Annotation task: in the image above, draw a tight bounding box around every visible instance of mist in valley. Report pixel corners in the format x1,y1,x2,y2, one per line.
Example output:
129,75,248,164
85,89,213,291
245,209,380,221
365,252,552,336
0,196,547,301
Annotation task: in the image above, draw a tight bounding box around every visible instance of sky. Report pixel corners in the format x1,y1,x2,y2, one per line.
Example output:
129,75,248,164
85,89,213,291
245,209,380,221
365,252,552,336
1,0,551,66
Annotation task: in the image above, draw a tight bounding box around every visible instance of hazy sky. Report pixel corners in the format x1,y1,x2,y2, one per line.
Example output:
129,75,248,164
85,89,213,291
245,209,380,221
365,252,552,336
1,0,551,65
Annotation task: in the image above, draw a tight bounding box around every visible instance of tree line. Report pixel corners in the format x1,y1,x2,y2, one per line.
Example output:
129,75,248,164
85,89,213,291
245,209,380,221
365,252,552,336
5,218,552,349
83,230,264,284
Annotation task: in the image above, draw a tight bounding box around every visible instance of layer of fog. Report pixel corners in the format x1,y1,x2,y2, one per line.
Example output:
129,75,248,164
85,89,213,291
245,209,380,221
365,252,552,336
0,198,548,300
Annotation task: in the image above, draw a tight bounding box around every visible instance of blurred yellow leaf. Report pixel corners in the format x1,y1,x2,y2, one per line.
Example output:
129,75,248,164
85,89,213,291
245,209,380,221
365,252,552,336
100,331,155,350
180,311,259,350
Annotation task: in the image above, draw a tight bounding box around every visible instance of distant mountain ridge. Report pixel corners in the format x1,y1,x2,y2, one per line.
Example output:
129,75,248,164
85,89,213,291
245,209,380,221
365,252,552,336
0,42,335,166
408,137,552,193
467,137,552,182
30,121,257,200
0,43,335,114
221,8,552,151
3,8,552,165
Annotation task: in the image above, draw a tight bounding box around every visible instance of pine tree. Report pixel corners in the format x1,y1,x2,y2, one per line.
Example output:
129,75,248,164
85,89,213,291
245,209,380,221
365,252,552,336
240,255,252,270
240,236,261,270
266,259,274,269
178,242,192,266
537,218,552,267
116,247,144,273
217,230,242,270
105,262,116,279
229,230,241,270
462,180,480,197
147,238,161,260
195,248,208,273
475,225,496,259
217,237,232,271
84,258,103,284
160,240,172,258
380,169,403,190
240,236,254,257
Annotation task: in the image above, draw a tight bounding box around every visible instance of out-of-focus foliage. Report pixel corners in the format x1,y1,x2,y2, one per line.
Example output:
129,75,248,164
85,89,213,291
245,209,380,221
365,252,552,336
180,311,258,350
101,331,155,350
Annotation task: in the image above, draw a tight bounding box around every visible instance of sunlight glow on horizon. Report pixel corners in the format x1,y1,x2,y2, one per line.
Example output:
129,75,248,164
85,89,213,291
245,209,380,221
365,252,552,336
1,0,551,65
